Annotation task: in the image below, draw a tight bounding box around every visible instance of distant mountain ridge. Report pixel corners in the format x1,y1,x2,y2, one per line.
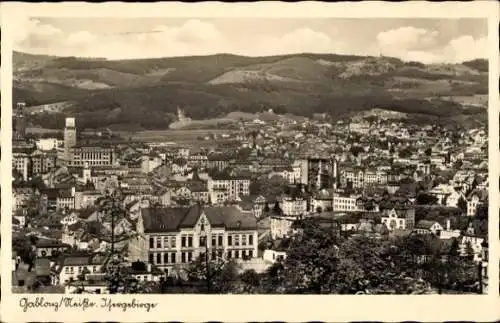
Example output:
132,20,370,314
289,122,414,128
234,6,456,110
13,51,488,130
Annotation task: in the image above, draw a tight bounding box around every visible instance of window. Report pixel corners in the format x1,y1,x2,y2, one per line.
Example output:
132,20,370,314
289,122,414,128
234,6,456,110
188,236,193,247
92,266,97,273
235,250,240,258
228,235,232,246
164,253,169,264
181,252,186,263
156,253,161,264
171,237,176,248
171,253,176,264
163,236,169,249
181,236,186,247
235,235,240,246
248,250,253,258
242,235,247,246
188,252,192,262
200,236,206,247
156,238,162,249
149,237,154,249
227,251,232,259
211,236,216,247
65,267,69,274
249,234,253,246
217,250,223,258
218,235,223,246
149,254,154,263
211,251,217,260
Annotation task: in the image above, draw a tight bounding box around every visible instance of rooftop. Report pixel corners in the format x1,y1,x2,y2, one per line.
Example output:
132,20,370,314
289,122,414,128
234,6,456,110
142,204,257,233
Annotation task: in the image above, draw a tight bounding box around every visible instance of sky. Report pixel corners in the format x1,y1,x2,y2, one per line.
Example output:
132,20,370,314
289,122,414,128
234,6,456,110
12,17,488,64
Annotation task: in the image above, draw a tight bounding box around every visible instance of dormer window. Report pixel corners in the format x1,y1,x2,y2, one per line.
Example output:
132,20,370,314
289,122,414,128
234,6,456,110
200,218,206,232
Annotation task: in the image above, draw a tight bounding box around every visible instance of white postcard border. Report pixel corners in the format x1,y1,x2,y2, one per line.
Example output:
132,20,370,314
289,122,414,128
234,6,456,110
1,2,499,322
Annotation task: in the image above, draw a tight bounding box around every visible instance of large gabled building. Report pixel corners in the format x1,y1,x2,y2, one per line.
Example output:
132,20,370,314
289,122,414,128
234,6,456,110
131,204,258,276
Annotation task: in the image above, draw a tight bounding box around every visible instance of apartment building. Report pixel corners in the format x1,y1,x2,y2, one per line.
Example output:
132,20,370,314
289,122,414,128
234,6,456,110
207,173,251,202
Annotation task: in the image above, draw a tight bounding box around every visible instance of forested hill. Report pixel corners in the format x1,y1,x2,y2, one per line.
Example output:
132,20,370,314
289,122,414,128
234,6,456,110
13,51,487,130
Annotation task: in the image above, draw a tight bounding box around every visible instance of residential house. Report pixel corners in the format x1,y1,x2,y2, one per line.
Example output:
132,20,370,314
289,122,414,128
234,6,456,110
35,239,71,258
281,194,308,216
466,189,487,217
60,211,80,227
74,190,101,210
333,194,361,212
414,220,444,235
150,188,172,207
263,249,287,263
459,235,486,262
54,253,107,284
381,207,416,231
311,189,334,212
428,184,456,205
439,219,462,239
442,188,464,209
207,173,251,202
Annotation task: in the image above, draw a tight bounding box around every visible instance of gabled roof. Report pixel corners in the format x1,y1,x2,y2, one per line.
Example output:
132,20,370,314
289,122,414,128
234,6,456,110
142,205,257,233
57,252,107,268
467,188,488,201
415,220,440,230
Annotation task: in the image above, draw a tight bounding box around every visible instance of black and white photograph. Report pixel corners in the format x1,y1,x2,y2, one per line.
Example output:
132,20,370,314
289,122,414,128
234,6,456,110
7,14,492,298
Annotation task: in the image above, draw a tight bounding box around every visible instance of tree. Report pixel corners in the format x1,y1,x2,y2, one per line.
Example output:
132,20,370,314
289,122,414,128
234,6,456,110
272,218,344,293
239,269,261,293
349,145,364,157
185,255,239,293
398,148,412,159
248,181,262,196
364,200,375,211
457,196,467,214
474,203,488,220
12,236,36,268
272,201,282,215
416,193,438,205
465,241,475,260
104,260,141,294
250,176,287,198
345,180,354,192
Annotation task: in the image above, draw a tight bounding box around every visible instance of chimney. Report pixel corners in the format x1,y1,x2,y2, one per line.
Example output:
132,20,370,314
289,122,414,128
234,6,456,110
71,186,76,197
446,218,451,231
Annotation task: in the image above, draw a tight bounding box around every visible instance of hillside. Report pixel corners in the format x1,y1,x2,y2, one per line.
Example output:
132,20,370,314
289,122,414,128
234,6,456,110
13,51,488,130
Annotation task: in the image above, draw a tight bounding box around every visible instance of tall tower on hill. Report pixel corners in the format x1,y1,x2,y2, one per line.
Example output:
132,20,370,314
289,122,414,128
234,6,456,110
64,117,77,162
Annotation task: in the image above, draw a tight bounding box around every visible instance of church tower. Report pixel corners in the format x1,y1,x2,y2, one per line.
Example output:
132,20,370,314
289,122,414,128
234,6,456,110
83,162,91,183
64,117,77,163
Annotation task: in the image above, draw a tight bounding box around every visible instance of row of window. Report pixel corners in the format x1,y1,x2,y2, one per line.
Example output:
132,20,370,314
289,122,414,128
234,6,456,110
149,234,255,249
149,251,193,264
64,265,98,274
149,249,255,265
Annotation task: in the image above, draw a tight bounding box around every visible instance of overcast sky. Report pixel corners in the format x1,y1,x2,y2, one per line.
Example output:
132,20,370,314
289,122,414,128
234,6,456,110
13,17,488,64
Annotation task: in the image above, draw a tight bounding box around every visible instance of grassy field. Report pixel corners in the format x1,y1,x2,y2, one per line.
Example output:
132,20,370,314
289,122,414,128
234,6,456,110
117,129,239,142
27,127,237,140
